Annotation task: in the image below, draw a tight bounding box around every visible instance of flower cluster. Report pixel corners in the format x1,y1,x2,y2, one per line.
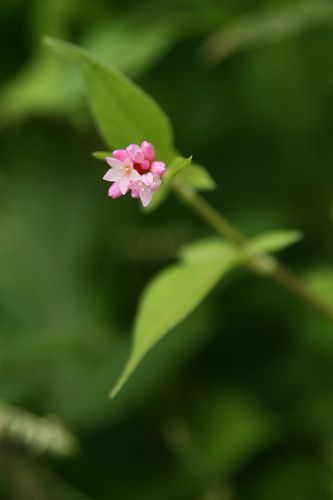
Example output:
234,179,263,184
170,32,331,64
103,141,166,207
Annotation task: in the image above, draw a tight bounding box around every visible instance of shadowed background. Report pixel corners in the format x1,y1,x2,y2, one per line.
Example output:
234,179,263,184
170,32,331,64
0,0,333,499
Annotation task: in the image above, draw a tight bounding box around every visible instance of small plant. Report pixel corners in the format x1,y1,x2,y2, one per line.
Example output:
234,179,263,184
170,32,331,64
44,36,333,399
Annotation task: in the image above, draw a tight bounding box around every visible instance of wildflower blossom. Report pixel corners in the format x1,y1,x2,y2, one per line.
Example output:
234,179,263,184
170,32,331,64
107,182,123,199
103,141,166,207
103,156,141,195
130,173,161,207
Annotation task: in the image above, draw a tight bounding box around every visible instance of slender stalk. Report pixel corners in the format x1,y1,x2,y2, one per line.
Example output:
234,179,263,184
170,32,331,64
174,182,333,324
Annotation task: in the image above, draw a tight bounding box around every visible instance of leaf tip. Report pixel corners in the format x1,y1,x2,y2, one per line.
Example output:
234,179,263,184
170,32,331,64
109,361,135,399
92,151,112,161
109,374,127,399
287,229,304,246
109,387,119,399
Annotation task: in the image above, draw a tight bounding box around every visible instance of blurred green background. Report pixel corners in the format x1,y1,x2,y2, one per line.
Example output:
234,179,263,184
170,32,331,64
1,0,333,498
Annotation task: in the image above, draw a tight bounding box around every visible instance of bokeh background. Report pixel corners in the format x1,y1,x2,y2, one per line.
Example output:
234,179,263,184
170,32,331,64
1,0,333,499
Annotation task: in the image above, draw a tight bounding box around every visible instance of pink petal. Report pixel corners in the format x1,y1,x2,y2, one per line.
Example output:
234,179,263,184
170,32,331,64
143,172,154,185
140,159,150,171
129,179,140,191
151,161,166,176
103,168,121,182
129,169,141,182
127,144,144,163
141,141,155,161
131,189,140,199
118,177,129,195
106,157,124,170
112,149,129,161
108,182,123,199
140,188,154,207
151,178,161,191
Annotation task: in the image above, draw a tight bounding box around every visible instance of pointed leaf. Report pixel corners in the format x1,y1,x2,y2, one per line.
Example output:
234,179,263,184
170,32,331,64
43,37,176,162
244,230,302,255
110,257,237,397
110,229,302,397
178,162,216,190
180,238,235,263
146,156,192,212
92,151,113,160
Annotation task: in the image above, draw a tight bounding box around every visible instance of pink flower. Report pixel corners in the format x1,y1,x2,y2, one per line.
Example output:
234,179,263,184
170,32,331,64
127,144,145,164
102,141,166,207
141,141,155,161
151,161,166,176
112,149,129,161
103,156,141,195
108,182,123,199
139,159,150,171
129,172,161,208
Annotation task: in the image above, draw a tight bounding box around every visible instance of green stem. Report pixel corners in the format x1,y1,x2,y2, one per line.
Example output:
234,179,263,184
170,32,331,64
174,183,333,324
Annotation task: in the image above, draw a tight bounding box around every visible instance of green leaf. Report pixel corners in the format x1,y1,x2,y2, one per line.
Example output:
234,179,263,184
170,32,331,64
91,151,113,160
1,13,177,125
146,156,216,212
146,156,192,212
44,38,214,209
110,229,303,397
110,256,237,398
44,37,176,162
180,230,301,266
244,230,302,255
180,238,235,263
166,156,193,182
178,162,216,190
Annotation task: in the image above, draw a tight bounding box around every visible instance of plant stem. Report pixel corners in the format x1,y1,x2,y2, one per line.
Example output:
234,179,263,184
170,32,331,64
174,183,333,324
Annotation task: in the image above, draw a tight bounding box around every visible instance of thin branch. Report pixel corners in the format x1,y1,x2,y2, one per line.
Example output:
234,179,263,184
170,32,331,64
174,183,333,324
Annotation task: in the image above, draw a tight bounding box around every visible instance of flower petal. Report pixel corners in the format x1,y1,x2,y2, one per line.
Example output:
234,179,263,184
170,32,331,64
141,141,155,161
112,149,129,161
129,179,140,191
151,161,166,176
143,172,154,185
131,189,140,199
108,182,123,198
106,157,124,170
151,177,161,191
129,169,141,182
127,144,144,163
103,168,121,182
140,187,154,207
139,159,150,171
118,177,129,195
